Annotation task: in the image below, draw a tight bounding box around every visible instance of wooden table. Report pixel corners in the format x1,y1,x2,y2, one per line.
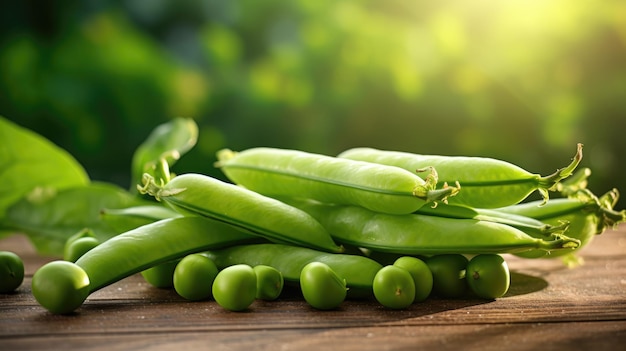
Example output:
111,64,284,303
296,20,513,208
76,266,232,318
1,224,625,351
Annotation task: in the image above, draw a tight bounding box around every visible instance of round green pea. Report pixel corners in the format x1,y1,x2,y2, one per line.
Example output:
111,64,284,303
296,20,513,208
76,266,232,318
63,237,100,262
141,259,180,289
393,256,433,302
426,254,469,298
0,251,25,293
253,265,284,300
466,254,510,299
31,261,90,314
174,254,219,301
300,261,347,310
212,264,257,311
373,265,415,309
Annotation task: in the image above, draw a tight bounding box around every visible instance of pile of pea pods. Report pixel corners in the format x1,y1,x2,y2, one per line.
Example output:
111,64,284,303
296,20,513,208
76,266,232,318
2,117,624,314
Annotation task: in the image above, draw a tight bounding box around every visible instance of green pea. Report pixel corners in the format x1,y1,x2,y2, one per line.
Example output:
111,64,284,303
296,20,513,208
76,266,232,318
204,243,382,299
173,254,219,301
253,265,284,300
141,259,180,288
393,256,432,303
64,237,100,262
466,254,510,299
300,262,347,310
31,261,90,314
372,265,415,309
426,254,469,298
0,251,25,293
212,264,257,311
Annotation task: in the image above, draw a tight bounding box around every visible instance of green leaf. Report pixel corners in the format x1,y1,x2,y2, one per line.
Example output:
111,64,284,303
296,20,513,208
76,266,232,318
0,116,90,219
130,117,198,191
1,182,154,256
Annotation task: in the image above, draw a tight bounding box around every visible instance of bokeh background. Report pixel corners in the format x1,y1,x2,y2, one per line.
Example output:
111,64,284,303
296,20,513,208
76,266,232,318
1,0,625,208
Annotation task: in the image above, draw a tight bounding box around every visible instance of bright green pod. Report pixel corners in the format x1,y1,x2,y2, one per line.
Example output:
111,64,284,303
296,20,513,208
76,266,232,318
32,217,258,314
338,144,583,208
215,147,459,215
204,243,383,299
282,198,581,255
139,173,343,253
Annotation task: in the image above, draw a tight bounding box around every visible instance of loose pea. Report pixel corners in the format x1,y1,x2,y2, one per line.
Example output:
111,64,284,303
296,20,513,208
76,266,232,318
212,264,257,311
466,254,510,299
373,265,415,309
253,265,284,300
393,256,432,303
0,251,24,293
300,262,347,310
141,259,180,288
426,254,469,298
64,237,100,262
31,260,90,314
174,254,219,301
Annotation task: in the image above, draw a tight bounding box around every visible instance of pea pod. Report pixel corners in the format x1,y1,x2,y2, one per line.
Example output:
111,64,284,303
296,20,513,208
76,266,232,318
32,217,259,314
203,243,383,298
215,147,459,215
496,189,625,260
282,198,581,255
138,173,343,253
338,144,583,208
414,202,569,237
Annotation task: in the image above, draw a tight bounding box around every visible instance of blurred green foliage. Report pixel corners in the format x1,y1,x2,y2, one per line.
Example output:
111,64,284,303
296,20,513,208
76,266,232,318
1,0,625,208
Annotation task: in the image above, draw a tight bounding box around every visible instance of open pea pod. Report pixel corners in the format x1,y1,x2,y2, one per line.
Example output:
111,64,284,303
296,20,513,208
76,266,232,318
130,117,198,191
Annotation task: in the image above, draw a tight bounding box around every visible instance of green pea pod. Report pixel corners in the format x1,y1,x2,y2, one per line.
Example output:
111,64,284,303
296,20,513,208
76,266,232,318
414,202,569,237
100,205,182,233
282,198,581,256
31,216,261,314
496,189,625,259
338,144,583,208
215,147,459,215
138,173,344,253
204,243,383,298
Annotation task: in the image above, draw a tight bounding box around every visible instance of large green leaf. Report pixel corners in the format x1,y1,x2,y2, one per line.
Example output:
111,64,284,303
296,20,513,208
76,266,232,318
0,116,90,219
130,117,198,191
1,182,154,256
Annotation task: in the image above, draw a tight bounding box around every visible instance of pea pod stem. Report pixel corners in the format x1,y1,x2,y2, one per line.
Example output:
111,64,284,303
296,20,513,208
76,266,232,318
282,198,581,255
138,173,344,253
215,147,460,215
204,243,383,298
338,143,583,208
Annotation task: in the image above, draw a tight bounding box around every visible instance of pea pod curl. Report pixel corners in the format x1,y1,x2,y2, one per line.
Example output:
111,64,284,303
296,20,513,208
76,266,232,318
215,147,460,215
338,143,583,208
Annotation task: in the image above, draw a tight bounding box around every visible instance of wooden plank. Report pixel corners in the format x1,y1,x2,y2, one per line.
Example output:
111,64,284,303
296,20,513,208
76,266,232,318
1,224,625,350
